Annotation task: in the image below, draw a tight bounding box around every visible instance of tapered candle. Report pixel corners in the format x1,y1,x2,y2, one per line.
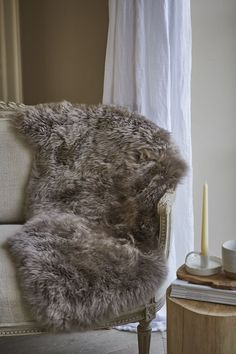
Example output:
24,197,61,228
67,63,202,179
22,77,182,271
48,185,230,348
201,183,208,256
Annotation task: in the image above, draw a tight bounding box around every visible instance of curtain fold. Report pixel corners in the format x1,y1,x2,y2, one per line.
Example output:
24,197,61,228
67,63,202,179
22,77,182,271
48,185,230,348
0,0,23,102
103,0,193,331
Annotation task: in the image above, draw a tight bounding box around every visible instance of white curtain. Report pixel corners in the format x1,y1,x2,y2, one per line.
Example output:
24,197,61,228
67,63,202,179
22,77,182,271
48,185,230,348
103,0,194,331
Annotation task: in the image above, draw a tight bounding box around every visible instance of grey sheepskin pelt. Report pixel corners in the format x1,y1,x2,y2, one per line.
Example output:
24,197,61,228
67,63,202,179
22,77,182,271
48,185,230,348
7,101,187,331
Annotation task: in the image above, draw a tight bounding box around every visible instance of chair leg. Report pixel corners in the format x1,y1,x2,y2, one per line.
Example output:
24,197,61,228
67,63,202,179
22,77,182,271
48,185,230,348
137,320,152,354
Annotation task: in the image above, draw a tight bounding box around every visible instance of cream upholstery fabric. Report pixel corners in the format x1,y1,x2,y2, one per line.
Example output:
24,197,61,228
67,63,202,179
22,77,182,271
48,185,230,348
0,225,34,326
0,116,32,223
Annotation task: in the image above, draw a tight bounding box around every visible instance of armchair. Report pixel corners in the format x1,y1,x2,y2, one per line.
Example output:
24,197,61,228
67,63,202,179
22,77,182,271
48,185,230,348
0,101,175,354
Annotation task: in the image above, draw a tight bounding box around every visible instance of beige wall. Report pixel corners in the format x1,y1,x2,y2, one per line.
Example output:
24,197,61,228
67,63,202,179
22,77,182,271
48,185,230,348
19,0,108,104
191,0,236,257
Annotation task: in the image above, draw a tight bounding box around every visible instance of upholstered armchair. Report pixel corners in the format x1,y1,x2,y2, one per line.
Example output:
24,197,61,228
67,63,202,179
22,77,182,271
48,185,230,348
0,101,176,354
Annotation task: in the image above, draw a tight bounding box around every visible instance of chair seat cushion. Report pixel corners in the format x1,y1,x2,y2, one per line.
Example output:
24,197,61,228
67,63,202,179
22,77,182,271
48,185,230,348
0,224,167,336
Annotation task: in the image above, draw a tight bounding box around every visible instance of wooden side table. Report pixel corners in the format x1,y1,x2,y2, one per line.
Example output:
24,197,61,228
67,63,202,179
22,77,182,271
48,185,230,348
166,286,236,354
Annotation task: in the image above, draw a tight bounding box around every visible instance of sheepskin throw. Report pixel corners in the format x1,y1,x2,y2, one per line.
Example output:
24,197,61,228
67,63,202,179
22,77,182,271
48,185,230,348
8,101,187,331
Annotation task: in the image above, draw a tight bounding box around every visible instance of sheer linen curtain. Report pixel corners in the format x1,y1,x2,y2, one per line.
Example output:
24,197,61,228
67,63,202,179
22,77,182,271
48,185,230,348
103,0,194,331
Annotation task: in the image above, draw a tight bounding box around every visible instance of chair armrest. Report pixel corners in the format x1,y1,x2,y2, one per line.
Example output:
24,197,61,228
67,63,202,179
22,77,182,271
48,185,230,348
157,189,176,258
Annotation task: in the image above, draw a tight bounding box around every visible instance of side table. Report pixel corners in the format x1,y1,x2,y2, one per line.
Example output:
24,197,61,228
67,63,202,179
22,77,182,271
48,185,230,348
166,286,236,354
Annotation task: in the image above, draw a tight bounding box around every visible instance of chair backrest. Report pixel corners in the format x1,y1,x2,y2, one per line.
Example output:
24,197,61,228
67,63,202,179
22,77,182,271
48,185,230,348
0,103,32,224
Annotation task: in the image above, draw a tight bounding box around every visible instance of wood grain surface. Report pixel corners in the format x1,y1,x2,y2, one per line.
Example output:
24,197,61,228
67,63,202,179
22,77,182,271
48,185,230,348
167,286,236,354
177,264,236,290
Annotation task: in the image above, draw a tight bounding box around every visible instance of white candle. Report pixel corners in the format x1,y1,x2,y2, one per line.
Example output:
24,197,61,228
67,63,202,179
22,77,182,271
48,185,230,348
201,183,208,256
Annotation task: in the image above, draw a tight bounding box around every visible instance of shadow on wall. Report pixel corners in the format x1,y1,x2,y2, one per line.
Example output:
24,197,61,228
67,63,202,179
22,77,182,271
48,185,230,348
19,0,108,105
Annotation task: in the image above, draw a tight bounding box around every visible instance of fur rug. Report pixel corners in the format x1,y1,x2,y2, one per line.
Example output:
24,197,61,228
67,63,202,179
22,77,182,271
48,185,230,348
7,101,187,331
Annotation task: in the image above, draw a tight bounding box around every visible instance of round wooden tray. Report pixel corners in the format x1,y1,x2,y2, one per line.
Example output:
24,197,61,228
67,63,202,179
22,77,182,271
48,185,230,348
177,264,236,290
